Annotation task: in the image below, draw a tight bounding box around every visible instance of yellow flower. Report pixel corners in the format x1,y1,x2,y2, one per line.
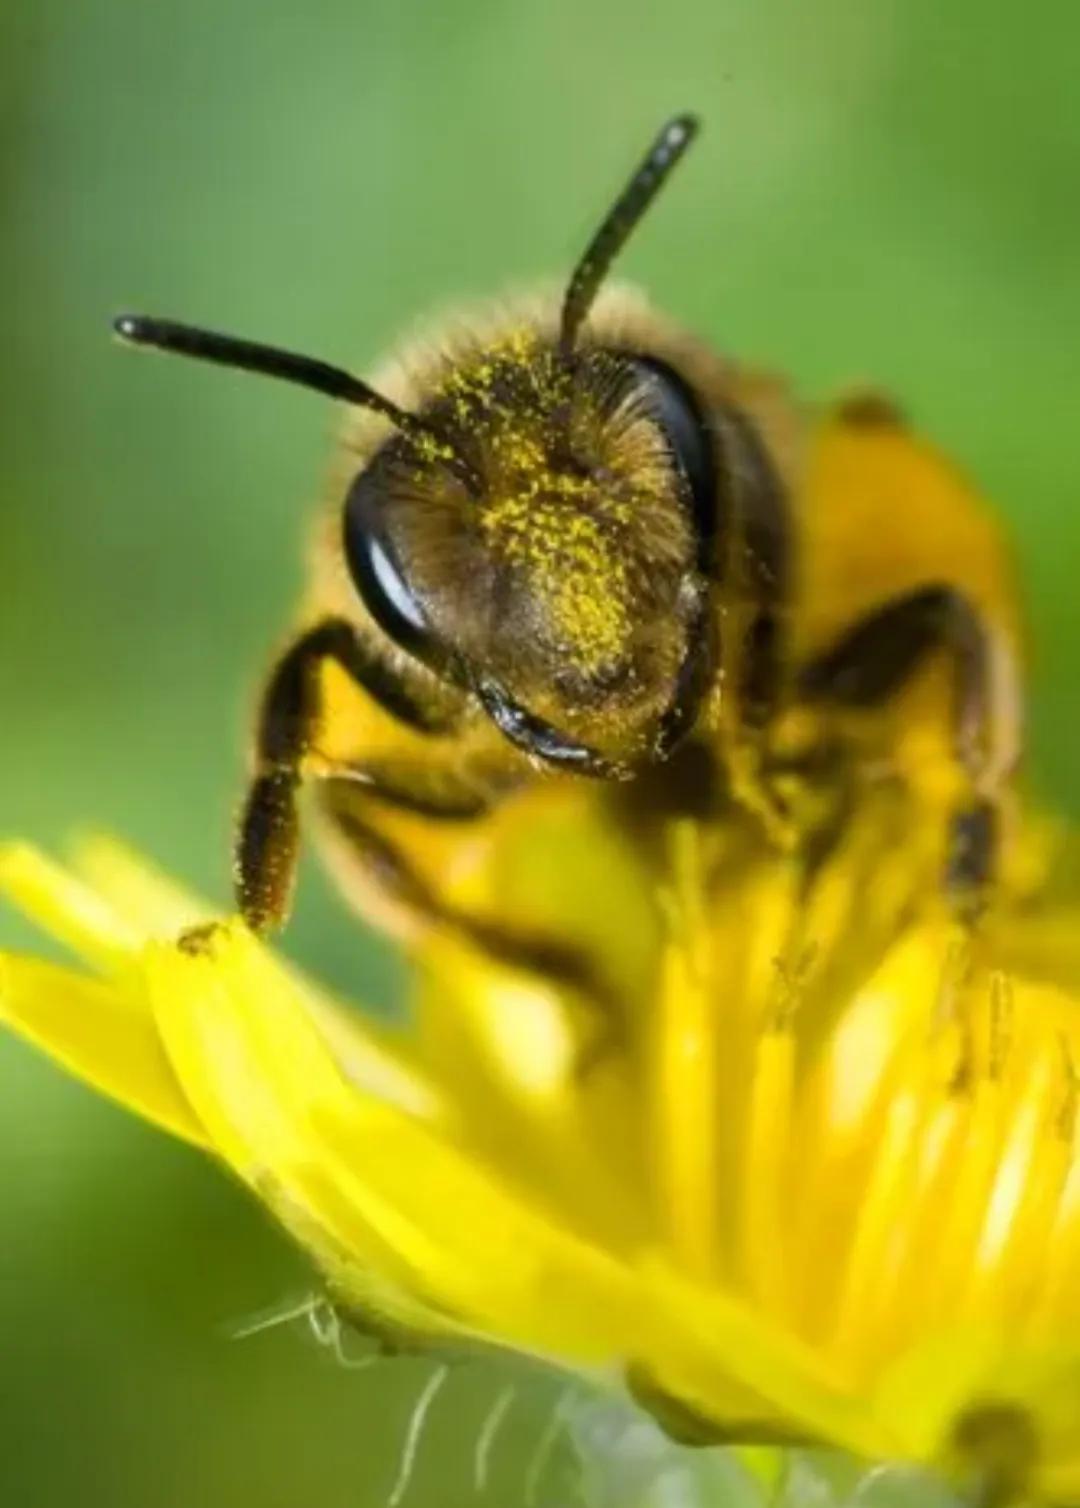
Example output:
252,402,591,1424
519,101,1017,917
1,792,1079,1503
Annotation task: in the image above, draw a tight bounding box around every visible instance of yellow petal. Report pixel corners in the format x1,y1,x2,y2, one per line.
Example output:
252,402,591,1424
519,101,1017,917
0,844,140,977
148,921,641,1363
646,1260,896,1460
146,927,453,1328
417,935,648,1255
73,838,443,1126
312,1093,642,1361
144,924,487,1343
875,1329,1080,1496
69,834,211,936
0,954,205,1147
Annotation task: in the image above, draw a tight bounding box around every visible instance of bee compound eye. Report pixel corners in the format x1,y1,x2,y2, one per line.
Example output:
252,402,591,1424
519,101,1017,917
630,356,716,561
343,468,439,664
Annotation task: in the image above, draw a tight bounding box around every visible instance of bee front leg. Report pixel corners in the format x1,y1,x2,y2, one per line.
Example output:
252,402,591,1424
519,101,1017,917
235,618,454,933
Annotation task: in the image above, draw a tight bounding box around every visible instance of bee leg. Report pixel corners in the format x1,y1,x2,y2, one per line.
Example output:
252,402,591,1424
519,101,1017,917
796,584,1021,913
722,404,795,847
318,776,624,1070
726,597,798,849
318,777,607,1000
945,797,999,919
236,617,456,933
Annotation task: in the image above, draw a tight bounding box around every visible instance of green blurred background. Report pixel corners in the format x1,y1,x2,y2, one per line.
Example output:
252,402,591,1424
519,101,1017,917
1,1,1078,1503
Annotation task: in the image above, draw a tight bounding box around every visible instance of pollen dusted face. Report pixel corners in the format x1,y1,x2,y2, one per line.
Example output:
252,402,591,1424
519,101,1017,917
349,329,702,755
114,113,717,932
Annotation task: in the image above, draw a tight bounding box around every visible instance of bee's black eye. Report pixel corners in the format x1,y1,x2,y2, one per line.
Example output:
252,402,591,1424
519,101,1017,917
343,467,437,664
631,356,716,568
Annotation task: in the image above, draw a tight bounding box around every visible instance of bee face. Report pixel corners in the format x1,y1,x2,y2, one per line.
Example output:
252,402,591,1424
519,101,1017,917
114,116,709,779
343,325,717,763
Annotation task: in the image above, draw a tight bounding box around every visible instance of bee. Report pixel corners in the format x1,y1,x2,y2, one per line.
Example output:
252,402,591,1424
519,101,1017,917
114,114,1022,969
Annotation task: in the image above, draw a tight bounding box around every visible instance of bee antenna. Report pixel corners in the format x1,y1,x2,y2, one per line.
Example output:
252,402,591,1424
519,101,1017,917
559,114,700,356
112,315,479,490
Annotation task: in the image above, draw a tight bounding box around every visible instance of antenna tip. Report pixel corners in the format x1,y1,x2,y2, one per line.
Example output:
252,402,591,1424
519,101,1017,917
112,313,146,344
665,114,701,148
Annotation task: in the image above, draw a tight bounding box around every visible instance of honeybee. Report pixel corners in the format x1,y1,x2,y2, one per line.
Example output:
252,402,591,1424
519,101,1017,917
114,115,1022,970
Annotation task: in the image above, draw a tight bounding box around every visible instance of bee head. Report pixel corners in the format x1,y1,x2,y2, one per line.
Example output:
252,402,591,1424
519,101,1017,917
343,327,716,770
114,115,708,774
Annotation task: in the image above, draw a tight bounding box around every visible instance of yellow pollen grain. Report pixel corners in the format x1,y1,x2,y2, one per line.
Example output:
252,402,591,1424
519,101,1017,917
481,487,630,667
441,336,641,668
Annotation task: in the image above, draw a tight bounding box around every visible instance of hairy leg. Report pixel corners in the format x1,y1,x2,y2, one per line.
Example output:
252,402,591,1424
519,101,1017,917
235,617,457,931
317,777,606,999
